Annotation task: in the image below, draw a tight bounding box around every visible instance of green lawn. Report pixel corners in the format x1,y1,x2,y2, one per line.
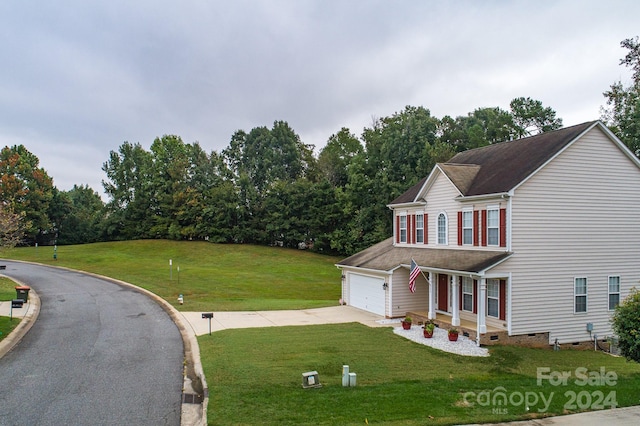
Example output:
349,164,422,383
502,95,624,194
200,323,640,425
0,276,20,341
1,240,343,311
3,241,640,424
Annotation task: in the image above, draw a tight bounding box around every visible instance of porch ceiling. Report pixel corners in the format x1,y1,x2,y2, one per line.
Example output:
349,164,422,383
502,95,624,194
337,237,512,274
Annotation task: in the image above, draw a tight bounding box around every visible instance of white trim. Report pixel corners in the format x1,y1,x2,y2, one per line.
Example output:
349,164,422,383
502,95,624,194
608,275,621,311
574,277,588,314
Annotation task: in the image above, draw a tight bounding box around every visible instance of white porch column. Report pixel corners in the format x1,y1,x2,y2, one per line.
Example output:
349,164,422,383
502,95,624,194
427,272,436,320
451,275,460,326
477,277,487,334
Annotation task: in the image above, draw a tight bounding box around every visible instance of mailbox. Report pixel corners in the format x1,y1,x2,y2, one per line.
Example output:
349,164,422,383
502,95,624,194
12,299,24,309
202,313,213,319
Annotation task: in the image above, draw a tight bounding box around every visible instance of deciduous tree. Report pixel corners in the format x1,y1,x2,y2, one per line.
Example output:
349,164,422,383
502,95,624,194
602,37,640,157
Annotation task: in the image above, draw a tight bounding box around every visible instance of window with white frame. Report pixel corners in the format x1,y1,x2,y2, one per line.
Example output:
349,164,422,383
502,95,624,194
416,214,424,243
608,276,620,311
574,277,587,313
399,215,407,243
437,213,447,245
487,208,499,246
487,279,499,318
462,210,473,245
462,277,474,312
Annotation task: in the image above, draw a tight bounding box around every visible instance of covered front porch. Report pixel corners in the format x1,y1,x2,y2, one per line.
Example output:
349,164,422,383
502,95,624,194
406,310,509,345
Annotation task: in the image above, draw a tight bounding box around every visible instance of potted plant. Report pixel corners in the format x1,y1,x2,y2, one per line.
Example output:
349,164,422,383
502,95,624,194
423,322,435,338
448,327,459,341
401,316,412,330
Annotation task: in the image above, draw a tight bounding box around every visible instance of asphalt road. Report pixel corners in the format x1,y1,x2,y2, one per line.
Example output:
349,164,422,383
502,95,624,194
0,261,184,426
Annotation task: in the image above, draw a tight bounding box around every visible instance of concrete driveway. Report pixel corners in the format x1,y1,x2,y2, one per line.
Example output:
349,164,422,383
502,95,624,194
179,305,388,336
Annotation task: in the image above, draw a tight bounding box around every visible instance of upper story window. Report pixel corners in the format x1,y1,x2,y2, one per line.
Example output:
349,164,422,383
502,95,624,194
399,215,407,243
437,213,448,245
462,210,473,245
608,276,620,311
487,208,499,246
574,277,587,313
416,214,424,243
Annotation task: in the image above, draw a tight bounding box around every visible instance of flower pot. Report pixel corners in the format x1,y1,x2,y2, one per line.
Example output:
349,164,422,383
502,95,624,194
423,329,434,338
448,333,459,342
401,321,411,330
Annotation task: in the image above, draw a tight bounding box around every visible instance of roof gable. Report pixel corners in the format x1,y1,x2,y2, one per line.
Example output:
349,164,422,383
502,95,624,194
445,121,597,196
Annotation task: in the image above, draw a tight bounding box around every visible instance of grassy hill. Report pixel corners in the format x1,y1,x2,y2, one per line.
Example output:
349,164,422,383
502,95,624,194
1,240,344,312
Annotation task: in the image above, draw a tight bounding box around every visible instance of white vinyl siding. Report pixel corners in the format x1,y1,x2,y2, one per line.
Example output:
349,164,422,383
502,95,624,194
608,276,620,311
490,126,640,343
424,172,459,246
389,268,429,317
574,277,587,313
416,214,424,243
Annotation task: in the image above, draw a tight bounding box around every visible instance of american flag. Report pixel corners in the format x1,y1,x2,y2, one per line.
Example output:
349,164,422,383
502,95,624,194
409,259,420,293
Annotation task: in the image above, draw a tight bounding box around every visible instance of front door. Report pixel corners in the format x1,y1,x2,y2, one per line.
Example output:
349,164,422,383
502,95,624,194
438,274,449,311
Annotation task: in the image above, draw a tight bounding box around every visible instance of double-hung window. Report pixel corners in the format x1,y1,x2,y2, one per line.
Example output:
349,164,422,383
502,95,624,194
399,215,407,243
608,276,620,311
462,277,474,312
416,214,424,243
487,279,499,318
574,277,587,313
437,213,447,245
462,210,473,245
487,208,499,246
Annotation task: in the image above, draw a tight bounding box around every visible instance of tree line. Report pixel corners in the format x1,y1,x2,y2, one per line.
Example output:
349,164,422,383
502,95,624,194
1,37,638,255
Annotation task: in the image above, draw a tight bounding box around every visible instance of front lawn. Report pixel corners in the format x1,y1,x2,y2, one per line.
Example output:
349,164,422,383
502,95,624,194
200,323,640,425
0,276,20,341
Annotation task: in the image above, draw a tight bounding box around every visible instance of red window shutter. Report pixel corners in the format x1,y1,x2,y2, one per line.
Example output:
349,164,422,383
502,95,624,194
473,210,479,246
481,210,488,246
407,215,412,244
499,280,506,320
396,215,400,244
457,211,463,245
473,280,478,314
424,214,428,244
499,208,507,247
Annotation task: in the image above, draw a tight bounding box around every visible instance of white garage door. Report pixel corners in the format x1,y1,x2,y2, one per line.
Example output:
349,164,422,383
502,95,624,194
349,274,385,316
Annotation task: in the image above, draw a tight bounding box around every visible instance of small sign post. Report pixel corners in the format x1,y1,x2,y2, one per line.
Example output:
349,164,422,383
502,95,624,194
202,313,214,335
169,259,173,280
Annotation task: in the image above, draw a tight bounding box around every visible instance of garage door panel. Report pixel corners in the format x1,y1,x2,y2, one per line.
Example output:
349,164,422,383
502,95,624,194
349,274,385,316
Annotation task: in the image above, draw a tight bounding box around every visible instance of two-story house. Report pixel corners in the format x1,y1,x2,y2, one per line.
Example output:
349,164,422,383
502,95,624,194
337,121,640,347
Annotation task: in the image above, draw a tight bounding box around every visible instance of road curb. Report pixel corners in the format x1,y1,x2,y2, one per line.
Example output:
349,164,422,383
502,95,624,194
0,275,41,359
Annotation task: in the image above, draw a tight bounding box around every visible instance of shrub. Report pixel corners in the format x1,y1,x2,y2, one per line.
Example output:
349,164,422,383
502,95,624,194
612,287,640,362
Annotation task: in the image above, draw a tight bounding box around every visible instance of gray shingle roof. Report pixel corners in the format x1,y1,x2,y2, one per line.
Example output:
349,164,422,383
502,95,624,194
390,121,597,205
337,237,512,274
443,121,596,196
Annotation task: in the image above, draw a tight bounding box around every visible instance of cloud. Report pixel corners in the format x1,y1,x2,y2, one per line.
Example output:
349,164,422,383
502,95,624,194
0,0,638,195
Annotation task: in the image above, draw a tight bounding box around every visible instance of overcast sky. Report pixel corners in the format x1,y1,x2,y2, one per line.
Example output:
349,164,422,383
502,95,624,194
1,1,638,197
